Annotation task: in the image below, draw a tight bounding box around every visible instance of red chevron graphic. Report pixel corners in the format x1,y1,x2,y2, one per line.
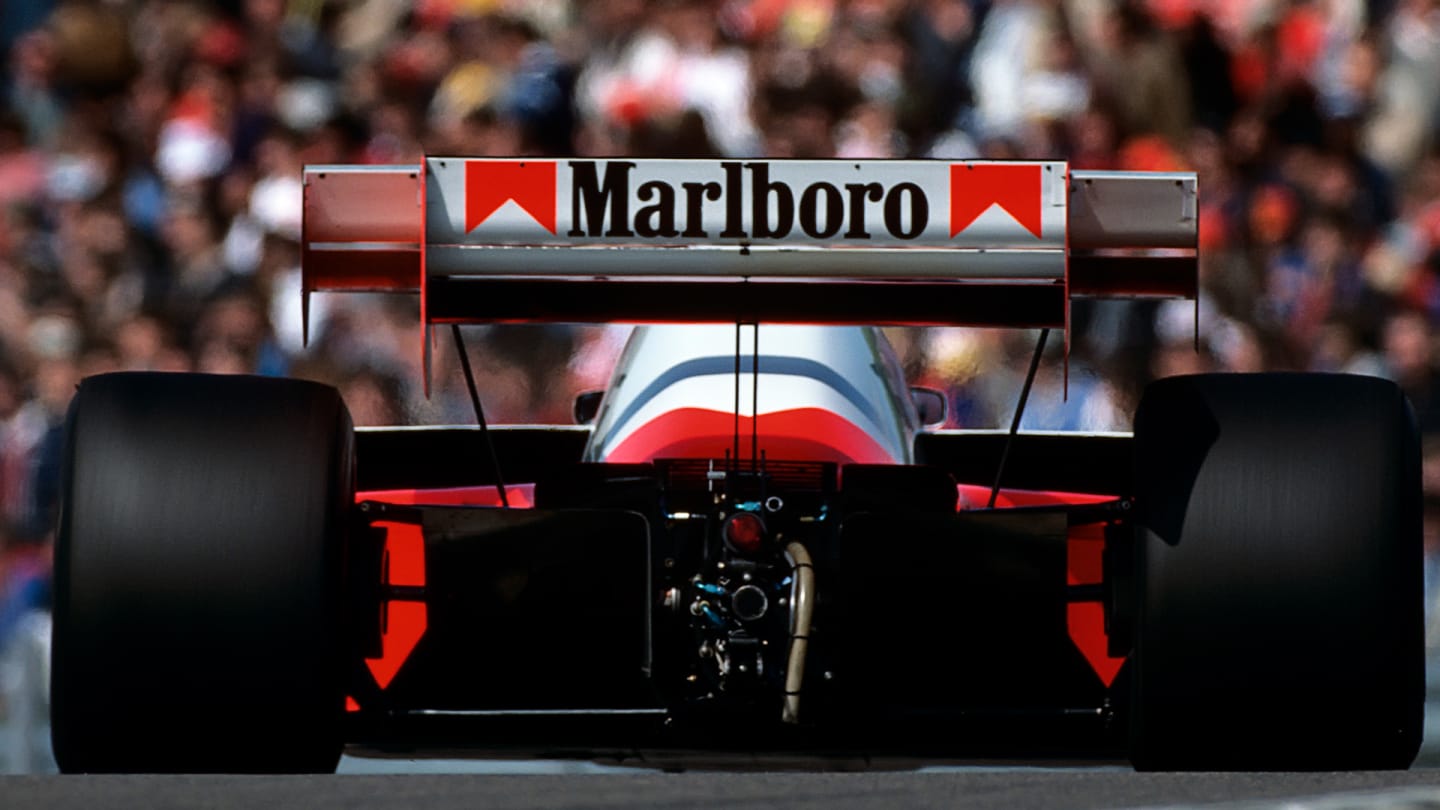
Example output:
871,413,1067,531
465,160,557,233
949,163,1044,239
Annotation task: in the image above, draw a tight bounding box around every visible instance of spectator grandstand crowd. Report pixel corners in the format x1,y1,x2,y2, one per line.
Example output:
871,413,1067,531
0,1,1438,748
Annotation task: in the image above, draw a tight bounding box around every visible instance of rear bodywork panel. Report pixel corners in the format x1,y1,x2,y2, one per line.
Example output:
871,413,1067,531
343,425,1134,759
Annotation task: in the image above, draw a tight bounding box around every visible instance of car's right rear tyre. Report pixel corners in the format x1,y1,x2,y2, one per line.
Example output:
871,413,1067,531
1129,373,1423,770
51,372,354,773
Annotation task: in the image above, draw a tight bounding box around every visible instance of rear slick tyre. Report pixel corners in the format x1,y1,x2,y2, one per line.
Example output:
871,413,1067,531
1129,373,1423,771
51,372,354,773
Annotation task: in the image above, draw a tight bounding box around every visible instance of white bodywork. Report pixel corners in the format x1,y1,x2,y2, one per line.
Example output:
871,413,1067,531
585,324,918,464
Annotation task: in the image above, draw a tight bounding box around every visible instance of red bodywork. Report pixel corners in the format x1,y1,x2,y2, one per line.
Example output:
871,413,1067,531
353,475,1123,705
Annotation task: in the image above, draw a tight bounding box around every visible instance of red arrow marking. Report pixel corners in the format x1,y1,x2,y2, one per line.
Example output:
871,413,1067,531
465,160,557,234
365,520,427,690
950,163,1044,239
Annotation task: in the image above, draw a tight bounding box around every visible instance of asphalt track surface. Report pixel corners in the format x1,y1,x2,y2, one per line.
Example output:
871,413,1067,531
11,657,1440,808
7,767,1440,809
12,716,1440,807
11,654,1440,807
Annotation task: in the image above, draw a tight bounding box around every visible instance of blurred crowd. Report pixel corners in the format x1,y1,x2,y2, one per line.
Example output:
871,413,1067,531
1,0,1439,755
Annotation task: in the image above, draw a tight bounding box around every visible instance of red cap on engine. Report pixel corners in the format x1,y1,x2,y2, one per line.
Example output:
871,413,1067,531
723,512,766,555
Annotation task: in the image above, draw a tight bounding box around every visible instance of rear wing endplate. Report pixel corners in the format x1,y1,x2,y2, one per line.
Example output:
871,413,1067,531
302,158,1196,335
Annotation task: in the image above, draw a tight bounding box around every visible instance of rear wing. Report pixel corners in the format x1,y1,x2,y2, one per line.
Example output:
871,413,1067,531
302,158,1196,334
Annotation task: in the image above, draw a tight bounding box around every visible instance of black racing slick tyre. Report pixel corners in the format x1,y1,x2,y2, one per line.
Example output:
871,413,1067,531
51,372,355,773
1129,373,1423,771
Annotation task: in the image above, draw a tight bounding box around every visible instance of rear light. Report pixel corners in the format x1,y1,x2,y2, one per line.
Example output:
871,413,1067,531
723,512,766,555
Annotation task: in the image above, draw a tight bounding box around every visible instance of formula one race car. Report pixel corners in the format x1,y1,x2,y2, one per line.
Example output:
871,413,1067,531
50,159,1422,773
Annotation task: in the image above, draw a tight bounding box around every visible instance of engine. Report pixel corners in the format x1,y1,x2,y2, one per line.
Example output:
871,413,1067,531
652,459,826,725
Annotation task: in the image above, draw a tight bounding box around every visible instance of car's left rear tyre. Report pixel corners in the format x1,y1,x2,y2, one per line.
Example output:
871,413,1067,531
51,372,354,773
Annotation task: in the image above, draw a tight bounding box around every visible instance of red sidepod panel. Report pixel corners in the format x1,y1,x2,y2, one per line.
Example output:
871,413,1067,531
958,483,1125,686
350,485,533,706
